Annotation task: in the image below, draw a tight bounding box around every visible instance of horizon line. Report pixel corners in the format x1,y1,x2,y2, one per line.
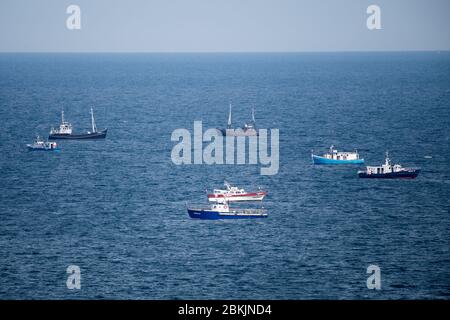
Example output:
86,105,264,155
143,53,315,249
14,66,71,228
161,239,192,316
0,50,449,54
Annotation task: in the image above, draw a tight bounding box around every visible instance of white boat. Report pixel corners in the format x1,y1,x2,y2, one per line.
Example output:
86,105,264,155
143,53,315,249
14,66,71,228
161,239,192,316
27,136,58,151
207,181,267,202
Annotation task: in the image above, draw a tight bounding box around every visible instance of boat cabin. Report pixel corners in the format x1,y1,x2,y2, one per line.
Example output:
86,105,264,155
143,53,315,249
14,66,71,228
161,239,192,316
50,111,72,135
364,153,404,175
212,182,246,195
211,203,230,212
323,146,359,160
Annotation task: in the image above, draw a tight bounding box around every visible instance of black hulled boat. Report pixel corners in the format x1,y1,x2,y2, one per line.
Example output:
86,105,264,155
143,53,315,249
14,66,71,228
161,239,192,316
358,152,420,179
49,108,107,140
217,104,258,136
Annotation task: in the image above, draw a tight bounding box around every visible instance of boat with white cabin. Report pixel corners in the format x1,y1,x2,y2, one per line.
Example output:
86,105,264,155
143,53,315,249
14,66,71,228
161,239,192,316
49,108,107,139
27,136,58,151
312,145,364,165
187,201,268,220
217,104,258,136
207,181,267,202
358,152,420,179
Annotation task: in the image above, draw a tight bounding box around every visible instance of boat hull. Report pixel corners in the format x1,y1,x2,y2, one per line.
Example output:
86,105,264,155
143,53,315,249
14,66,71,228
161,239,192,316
49,129,107,140
207,191,267,202
187,208,268,220
312,155,364,165
358,169,420,179
27,146,59,151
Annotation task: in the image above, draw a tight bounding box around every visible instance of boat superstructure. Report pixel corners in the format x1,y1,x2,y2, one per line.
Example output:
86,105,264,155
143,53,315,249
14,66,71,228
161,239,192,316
50,111,72,135
312,145,364,164
358,152,420,179
207,181,267,202
49,108,107,140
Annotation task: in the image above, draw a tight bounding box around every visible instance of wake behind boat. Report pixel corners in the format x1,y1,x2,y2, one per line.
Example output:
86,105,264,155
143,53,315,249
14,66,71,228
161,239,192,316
49,108,107,140
312,145,364,165
207,181,267,202
358,152,420,179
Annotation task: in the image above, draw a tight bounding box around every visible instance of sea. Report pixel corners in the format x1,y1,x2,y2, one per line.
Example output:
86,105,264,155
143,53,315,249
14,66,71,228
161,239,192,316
0,52,449,299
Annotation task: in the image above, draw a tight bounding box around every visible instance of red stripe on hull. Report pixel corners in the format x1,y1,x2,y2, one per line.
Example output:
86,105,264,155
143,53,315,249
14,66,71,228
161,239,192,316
207,192,267,198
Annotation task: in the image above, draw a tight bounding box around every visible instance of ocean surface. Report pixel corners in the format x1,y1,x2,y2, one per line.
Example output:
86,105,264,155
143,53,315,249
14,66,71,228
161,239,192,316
0,52,449,299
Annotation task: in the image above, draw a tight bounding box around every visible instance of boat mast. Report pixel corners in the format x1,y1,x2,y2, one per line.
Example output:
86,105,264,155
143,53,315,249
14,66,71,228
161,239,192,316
385,151,390,165
90,107,97,133
252,107,255,123
227,103,232,129
61,110,65,124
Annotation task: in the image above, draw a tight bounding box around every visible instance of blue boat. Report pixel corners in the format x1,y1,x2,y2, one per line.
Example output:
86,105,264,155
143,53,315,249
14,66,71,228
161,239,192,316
187,202,268,220
312,145,364,165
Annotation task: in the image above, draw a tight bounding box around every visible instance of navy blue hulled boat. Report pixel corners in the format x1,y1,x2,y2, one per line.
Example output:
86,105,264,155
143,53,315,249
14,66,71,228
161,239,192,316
187,202,268,220
358,152,420,179
49,108,107,140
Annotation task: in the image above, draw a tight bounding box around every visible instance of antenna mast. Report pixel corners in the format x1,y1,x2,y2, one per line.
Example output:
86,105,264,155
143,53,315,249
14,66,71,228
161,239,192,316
91,107,97,133
227,103,232,129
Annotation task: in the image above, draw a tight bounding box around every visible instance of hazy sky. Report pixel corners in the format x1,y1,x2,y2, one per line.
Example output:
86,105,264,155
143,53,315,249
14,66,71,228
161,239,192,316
0,0,449,52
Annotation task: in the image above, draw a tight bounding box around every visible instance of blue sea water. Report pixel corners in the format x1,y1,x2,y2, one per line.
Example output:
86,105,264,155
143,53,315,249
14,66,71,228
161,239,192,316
0,52,449,299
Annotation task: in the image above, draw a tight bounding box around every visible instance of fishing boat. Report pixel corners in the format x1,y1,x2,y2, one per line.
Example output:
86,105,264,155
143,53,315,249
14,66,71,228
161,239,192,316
49,108,107,139
27,136,58,151
312,145,364,165
358,152,420,179
187,201,268,220
207,181,267,202
217,104,258,136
